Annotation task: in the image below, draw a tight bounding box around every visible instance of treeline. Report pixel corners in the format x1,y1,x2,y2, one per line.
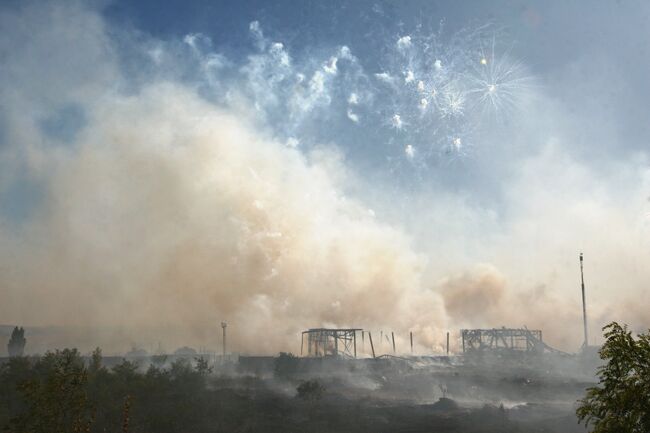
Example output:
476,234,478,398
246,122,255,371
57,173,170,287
0,348,249,433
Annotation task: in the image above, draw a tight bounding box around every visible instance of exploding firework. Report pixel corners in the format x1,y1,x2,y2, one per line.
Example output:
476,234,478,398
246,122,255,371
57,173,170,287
363,26,533,171
467,36,533,119
184,21,533,175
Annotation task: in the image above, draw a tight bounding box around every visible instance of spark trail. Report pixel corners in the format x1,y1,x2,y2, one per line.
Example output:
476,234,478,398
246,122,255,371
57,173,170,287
184,22,533,174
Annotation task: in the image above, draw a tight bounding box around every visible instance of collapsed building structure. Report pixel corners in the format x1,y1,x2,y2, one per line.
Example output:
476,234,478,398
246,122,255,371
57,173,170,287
301,328,362,358
460,327,565,355
297,326,566,359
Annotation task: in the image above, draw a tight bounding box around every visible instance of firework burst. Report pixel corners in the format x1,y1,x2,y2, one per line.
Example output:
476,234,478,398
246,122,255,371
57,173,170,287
467,36,533,119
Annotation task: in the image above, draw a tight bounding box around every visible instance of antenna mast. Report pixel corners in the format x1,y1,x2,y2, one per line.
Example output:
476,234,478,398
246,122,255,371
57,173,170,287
221,322,227,357
580,253,588,348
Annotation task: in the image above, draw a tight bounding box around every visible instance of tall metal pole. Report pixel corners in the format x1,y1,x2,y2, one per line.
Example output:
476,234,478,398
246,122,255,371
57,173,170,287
368,332,376,358
334,330,338,356
410,332,413,354
580,253,589,348
221,322,227,357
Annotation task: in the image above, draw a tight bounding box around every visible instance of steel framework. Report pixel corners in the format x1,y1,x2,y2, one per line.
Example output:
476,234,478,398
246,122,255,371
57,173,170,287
301,328,362,358
461,328,548,354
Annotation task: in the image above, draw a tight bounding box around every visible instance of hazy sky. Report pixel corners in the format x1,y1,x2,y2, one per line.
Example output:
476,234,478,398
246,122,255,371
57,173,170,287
1,0,649,354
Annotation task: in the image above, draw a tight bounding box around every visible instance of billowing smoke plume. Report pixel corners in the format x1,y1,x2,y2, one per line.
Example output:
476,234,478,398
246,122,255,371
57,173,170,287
1,79,451,353
1,1,650,355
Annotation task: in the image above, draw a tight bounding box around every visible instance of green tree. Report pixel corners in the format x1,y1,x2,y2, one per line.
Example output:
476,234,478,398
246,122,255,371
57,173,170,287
577,322,650,433
0,356,32,425
89,347,103,374
8,349,94,433
7,327,26,358
194,356,213,376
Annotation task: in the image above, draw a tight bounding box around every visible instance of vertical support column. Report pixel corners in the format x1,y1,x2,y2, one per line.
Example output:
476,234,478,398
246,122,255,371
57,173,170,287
391,332,396,354
353,331,357,358
310,332,314,356
221,322,227,357
368,332,376,358
462,331,466,354
334,330,338,356
410,332,413,354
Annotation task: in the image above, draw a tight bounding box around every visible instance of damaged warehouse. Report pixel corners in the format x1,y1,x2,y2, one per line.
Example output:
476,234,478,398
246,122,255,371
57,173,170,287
300,328,362,358
460,327,566,355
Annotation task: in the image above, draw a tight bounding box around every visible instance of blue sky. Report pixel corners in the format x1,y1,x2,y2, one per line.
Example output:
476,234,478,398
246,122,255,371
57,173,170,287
98,0,650,190
1,0,650,353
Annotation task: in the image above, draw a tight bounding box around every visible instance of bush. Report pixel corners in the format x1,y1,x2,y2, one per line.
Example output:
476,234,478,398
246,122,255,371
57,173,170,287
576,322,650,433
0,347,217,433
296,379,324,401
6,349,93,433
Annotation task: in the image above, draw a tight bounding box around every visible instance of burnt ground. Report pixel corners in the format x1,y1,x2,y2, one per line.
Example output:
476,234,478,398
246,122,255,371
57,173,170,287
204,384,587,433
204,355,593,433
0,352,595,432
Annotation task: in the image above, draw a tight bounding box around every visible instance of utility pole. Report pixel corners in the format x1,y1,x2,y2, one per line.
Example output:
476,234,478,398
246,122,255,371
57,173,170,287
580,253,588,348
221,322,227,357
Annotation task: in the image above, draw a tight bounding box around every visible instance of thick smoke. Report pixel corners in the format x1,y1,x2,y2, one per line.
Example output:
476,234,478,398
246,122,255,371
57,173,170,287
1,81,450,353
1,1,650,355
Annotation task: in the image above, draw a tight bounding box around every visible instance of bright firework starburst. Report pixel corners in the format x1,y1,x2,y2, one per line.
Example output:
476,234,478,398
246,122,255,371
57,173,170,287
468,36,533,118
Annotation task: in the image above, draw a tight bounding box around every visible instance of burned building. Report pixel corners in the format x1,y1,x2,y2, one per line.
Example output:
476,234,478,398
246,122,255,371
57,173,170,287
460,327,558,355
301,328,362,358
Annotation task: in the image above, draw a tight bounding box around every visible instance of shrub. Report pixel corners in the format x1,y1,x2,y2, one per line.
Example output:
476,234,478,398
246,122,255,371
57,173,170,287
296,379,324,401
577,322,650,433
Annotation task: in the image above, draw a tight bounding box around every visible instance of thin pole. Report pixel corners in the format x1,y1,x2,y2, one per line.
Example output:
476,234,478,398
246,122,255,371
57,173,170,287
221,322,227,357
368,332,376,358
334,330,338,356
353,331,357,358
580,253,589,347
410,332,413,354
391,332,396,354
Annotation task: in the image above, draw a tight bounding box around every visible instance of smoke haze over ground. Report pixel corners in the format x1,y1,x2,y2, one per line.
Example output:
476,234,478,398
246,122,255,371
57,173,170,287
1,0,650,355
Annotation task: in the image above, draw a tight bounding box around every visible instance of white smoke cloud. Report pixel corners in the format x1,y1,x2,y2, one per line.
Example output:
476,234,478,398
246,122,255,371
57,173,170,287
397,35,412,50
0,3,451,355
1,1,649,357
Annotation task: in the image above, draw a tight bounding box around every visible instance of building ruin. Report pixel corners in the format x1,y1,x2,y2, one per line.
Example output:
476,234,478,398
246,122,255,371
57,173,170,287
461,327,562,354
301,328,362,358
